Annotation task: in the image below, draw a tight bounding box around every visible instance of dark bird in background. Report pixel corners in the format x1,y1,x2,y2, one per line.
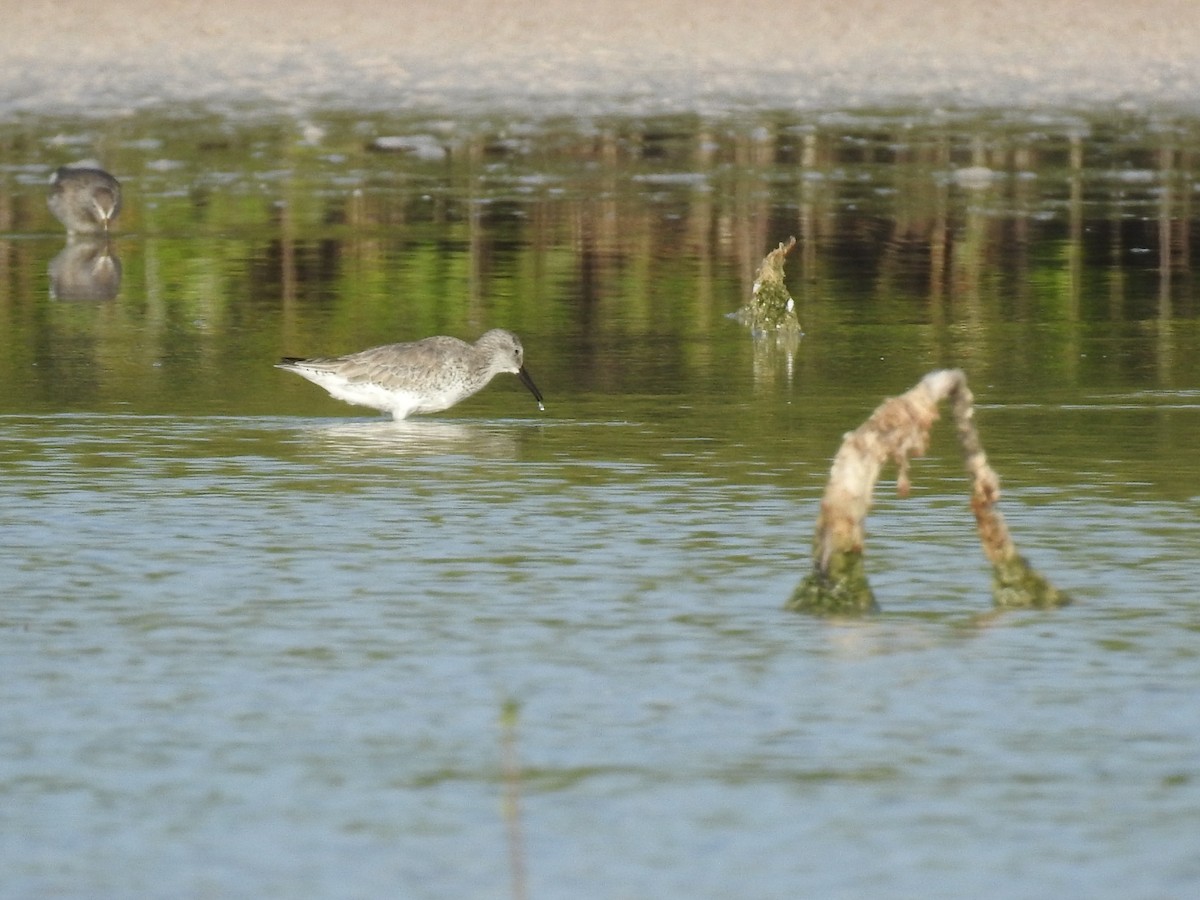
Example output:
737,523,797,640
48,165,122,235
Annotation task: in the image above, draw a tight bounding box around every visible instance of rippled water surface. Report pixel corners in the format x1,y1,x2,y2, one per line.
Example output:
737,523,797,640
2,107,1199,898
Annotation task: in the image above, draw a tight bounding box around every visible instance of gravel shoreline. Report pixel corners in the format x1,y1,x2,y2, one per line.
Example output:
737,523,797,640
5,1,1200,117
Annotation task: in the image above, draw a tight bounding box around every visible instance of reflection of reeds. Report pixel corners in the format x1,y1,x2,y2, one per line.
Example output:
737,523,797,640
2,111,1198,414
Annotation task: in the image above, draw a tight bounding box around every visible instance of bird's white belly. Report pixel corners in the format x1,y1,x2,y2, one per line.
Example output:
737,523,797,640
299,372,419,418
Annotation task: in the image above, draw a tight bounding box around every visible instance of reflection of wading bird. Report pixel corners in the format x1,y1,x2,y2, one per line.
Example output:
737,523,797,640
49,240,122,301
48,166,122,235
276,329,545,421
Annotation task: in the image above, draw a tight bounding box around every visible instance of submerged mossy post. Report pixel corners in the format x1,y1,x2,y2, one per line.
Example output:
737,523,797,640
952,378,1069,610
733,236,803,337
786,369,1070,614
500,699,528,900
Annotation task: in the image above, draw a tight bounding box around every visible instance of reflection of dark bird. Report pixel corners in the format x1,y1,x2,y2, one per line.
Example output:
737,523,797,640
276,329,545,421
49,240,122,301
47,166,122,235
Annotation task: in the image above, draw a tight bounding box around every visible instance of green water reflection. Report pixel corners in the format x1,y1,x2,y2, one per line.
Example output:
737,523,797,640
1,108,1198,498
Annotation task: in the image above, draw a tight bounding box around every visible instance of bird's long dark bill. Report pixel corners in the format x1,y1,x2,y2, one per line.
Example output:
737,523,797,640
518,366,545,409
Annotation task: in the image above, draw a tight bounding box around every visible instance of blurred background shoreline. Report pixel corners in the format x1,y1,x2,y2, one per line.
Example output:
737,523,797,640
5,0,1200,117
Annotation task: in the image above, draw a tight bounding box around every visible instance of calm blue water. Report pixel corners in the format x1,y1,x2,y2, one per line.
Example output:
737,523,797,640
2,407,1198,898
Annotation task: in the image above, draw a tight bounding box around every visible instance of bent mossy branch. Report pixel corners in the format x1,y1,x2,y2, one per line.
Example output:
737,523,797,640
732,236,803,337
786,369,1070,614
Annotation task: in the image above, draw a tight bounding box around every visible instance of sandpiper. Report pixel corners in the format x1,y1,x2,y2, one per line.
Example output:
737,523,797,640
47,165,122,235
276,328,545,420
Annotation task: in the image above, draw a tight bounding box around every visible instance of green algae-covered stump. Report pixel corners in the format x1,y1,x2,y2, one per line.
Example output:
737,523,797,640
732,236,803,337
789,548,878,615
786,369,1071,615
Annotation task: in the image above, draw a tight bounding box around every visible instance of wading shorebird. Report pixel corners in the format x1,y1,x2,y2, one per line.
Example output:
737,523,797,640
276,329,545,420
47,165,122,235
